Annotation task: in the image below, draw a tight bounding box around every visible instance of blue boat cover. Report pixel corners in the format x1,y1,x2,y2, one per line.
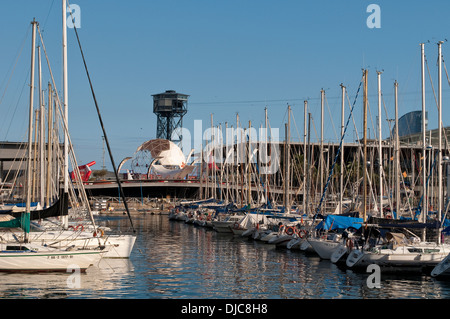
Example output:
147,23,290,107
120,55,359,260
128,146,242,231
315,215,363,231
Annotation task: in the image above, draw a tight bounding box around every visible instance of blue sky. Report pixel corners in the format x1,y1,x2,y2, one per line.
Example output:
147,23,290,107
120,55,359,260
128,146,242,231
1,0,450,171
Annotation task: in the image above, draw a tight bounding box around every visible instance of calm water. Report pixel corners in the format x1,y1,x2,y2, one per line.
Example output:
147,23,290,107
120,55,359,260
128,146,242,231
2,213,450,299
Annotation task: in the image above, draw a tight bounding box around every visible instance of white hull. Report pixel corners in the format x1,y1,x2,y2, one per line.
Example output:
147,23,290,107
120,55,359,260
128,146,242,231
1,231,136,258
287,238,305,250
260,231,279,242
431,253,450,277
330,244,349,264
307,238,341,260
100,234,136,258
300,240,315,253
231,228,246,236
252,229,272,240
268,234,294,246
241,228,256,238
212,221,233,233
347,243,450,269
0,244,103,272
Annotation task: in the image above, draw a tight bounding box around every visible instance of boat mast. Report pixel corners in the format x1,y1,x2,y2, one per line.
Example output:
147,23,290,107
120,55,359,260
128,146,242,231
46,82,53,208
62,0,69,228
340,84,345,214
363,69,368,222
38,46,45,205
26,19,37,242
438,41,443,243
265,107,269,206
285,105,291,213
421,43,427,240
307,112,312,217
394,80,400,218
320,90,324,194
303,100,307,215
248,120,252,207
377,71,383,217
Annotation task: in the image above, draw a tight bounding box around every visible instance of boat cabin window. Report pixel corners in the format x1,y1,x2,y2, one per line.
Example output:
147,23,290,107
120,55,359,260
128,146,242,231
407,248,423,253
424,249,440,253
5,246,30,251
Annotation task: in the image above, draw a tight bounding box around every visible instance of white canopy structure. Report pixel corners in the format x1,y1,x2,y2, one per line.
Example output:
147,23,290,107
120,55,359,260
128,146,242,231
137,139,186,167
133,139,195,179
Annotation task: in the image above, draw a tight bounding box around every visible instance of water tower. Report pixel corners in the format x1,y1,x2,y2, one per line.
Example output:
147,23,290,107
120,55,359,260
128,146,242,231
152,90,189,147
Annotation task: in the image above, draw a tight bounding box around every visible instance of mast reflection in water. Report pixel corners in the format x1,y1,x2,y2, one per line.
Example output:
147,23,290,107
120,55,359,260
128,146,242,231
1,214,450,299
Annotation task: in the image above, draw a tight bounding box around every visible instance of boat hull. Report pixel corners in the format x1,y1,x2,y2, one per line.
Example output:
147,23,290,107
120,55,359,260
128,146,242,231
308,238,341,260
347,245,450,270
431,253,450,277
0,249,103,273
2,231,136,258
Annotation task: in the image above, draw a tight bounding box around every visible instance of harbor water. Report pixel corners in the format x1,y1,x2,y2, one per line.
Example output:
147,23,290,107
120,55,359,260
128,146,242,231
2,213,450,300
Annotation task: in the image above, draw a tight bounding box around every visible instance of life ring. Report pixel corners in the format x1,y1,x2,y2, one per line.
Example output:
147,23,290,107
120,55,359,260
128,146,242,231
285,226,295,236
298,229,307,239
93,228,104,238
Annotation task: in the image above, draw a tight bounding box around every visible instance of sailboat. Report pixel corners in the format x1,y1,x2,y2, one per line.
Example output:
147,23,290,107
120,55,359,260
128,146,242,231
346,43,450,272
0,18,105,272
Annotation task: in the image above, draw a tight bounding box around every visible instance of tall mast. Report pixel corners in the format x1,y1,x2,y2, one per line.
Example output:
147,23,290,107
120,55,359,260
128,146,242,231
286,105,291,213
421,43,427,236
210,113,214,199
62,0,69,227
225,122,228,203
248,120,252,206
265,107,269,206
438,41,443,243
394,80,400,218
303,100,307,215
377,71,383,217
307,113,312,217
46,82,53,208
38,45,45,205
320,89,324,193
26,20,37,241
340,84,345,214
363,69,368,222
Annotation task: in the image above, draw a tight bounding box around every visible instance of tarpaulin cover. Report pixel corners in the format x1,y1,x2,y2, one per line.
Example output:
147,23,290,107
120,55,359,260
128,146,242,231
315,215,363,231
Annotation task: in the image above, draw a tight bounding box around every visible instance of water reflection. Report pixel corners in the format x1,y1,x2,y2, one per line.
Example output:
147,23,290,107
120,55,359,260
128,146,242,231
0,258,134,299
2,214,450,299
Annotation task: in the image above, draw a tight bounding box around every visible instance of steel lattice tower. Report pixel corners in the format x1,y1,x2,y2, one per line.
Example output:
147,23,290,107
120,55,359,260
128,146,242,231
152,90,189,147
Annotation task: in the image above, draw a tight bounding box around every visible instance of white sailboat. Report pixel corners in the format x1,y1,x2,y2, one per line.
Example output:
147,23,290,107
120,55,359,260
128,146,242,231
307,233,343,260
0,18,104,272
212,214,245,233
0,242,103,273
346,232,450,270
347,45,449,272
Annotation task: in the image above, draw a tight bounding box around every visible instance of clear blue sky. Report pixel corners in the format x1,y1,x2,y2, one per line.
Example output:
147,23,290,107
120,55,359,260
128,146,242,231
1,0,450,171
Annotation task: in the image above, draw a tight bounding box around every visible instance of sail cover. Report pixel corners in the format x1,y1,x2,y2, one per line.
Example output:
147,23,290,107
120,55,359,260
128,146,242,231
315,215,363,231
